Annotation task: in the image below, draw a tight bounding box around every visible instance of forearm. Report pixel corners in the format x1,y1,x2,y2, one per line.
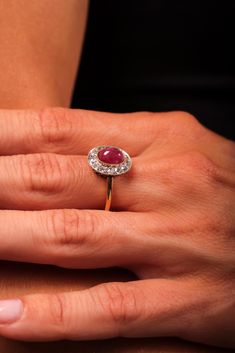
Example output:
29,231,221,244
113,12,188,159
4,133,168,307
0,0,89,108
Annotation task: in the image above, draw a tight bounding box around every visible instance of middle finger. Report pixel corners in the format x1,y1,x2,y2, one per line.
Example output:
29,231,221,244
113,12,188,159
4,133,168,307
0,108,156,156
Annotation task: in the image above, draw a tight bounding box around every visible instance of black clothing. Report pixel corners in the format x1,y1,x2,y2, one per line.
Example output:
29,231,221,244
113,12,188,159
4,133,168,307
72,0,235,140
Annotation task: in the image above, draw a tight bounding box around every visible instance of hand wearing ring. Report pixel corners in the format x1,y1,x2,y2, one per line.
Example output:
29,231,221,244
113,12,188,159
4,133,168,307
0,108,234,348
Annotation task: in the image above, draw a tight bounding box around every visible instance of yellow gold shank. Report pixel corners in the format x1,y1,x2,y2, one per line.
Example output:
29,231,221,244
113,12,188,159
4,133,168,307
105,176,113,211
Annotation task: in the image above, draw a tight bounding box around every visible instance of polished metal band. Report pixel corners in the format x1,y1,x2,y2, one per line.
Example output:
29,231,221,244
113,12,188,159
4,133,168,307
105,176,113,211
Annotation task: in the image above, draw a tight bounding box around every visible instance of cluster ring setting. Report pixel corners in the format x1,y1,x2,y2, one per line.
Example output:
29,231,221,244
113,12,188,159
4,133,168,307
88,146,132,176
88,146,132,211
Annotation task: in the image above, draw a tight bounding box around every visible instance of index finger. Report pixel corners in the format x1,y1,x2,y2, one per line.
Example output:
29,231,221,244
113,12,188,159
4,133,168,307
0,108,156,156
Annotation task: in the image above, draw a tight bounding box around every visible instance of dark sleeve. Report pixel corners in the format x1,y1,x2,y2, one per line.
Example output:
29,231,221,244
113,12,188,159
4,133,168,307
72,0,235,140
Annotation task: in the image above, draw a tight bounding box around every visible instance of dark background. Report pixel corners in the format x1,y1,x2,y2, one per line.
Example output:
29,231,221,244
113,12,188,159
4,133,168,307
72,0,235,140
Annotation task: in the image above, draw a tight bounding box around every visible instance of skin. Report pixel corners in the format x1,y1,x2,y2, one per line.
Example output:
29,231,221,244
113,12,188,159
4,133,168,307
0,108,234,352
1,263,224,353
0,1,234,352
0,0,88,108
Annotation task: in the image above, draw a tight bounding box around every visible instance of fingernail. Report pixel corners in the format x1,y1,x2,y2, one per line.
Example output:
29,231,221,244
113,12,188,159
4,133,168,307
0,299,23,324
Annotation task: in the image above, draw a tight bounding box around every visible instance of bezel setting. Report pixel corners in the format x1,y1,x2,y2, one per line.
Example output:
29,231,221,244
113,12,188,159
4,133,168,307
88,146,132,176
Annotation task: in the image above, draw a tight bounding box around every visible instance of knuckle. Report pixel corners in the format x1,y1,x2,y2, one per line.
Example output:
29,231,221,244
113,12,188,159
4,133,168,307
156,151,218,194
46,293,68,327
182,151,218,180
163,111,202,137
96,283,141,327
29,293,68,327
47,209,95,249
19,153,65,193
38,107,73,148
172,111,199,125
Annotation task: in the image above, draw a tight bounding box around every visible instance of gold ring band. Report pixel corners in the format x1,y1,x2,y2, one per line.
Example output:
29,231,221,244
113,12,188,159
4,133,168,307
105,176,113,211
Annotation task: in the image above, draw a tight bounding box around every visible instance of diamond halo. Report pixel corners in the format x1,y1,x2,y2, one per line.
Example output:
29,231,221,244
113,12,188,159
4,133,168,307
88,146,132,176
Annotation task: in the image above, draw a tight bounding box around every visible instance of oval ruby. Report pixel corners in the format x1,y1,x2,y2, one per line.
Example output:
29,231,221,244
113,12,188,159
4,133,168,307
98,147,124,164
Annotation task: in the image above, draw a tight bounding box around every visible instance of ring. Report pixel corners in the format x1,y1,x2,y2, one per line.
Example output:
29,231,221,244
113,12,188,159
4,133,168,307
88,146,132,211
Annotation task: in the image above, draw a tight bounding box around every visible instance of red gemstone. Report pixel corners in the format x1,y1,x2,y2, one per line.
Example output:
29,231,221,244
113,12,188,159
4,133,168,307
98,147,124,164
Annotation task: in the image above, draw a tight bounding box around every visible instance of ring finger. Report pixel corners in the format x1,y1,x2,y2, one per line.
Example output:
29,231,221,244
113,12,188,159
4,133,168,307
0,153,146,211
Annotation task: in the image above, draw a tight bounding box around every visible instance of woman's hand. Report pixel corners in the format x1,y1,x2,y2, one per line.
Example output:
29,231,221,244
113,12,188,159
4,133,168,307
0,108,234,347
